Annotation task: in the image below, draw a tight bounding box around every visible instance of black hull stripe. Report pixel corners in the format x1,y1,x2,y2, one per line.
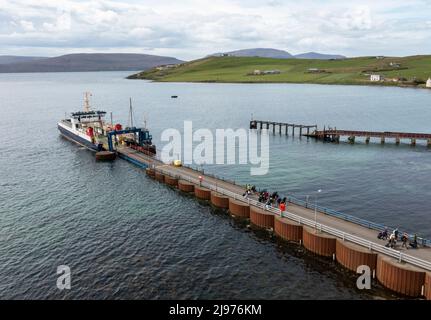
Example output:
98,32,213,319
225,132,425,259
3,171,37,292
58,125,100,152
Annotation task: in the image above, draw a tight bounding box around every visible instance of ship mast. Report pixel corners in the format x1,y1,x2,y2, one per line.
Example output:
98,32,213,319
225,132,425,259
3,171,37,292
128,97,134,128
84,92,92,112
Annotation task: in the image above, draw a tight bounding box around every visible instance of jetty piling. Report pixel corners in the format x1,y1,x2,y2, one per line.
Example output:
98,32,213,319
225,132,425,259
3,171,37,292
250,120,317,137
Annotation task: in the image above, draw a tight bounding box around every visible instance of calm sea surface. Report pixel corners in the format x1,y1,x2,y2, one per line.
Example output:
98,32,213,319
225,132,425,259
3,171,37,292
1,71,431,299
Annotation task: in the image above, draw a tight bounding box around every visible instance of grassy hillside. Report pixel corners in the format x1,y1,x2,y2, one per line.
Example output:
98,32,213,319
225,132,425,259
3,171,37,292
128,55,431,87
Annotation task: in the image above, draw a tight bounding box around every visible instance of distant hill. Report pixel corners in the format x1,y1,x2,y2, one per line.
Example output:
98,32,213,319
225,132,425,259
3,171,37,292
0,53,184,73
210,48,346,60
294,52,346,60
0,55,47,64
212,48,294,59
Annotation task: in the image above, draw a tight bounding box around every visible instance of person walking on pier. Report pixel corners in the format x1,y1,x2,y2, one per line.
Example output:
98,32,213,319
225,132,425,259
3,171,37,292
401,233,409,249
279,201,286,214
409,234,418,249
378,228,389,240
386,233,396,248
265,199,272,210
394,228,399,241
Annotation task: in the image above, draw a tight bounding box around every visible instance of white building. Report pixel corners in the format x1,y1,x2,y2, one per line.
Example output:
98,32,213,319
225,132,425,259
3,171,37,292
426,78,431,88
263,69,281,75
370,74,384,82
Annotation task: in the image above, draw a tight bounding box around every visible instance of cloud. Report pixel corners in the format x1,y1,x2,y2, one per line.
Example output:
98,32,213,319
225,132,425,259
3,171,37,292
20,20,35,32
42,11,72,32
0,0,430,59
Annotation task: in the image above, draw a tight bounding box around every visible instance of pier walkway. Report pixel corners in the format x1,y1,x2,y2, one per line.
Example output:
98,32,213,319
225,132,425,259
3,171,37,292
249,119,431,146
117,145,431,298
307,129,431,145
118,146,431,268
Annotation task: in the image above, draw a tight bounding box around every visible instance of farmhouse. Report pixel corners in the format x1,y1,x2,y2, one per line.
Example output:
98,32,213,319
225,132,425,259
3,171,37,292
251,69,281,75
306,68,329,74
426,78,431,88
156,64,178,71
263,69,281,75
370,74,384,82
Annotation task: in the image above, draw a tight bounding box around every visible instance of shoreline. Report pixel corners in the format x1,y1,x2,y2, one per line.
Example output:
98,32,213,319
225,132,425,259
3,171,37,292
127,76,431,90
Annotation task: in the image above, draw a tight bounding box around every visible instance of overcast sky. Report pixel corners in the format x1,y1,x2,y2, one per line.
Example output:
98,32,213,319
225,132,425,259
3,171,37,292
1,0,431,60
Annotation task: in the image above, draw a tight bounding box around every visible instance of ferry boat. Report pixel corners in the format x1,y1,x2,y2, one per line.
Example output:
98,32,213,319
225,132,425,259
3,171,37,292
57,92,109,151
58,92,157,156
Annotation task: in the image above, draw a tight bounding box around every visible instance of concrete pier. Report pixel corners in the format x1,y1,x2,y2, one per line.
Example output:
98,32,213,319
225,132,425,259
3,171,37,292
425,273,431,300
194,185,211,200
178,179,195,193
336,240,377,273
228,198,250,218
145,168,155,178
250,207,275,229
164,175,178,187
308,128,431,146
302,226,336,257
274,216,303,242
376,255,426,297
395,137,400,145
115,145,431,299
155,171,165,183
210,192,230,209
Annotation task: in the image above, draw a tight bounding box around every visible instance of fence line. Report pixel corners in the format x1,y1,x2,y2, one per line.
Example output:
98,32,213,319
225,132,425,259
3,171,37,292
286,196,430,247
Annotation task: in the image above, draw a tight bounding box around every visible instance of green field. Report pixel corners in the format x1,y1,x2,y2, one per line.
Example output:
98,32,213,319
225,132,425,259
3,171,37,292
128,55,431,88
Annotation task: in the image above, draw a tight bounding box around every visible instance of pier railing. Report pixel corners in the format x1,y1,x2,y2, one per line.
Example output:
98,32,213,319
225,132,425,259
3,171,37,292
156,167,431,272
286,196,430,247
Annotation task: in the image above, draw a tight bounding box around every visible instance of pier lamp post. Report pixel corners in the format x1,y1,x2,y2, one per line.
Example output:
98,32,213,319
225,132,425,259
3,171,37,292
314,189,322,229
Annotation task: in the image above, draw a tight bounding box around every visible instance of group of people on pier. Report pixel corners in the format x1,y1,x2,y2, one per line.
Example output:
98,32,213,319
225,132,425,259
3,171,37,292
243,184,421,250
258,190,288,212
243,186,288,212
379,228,418,249
243,184,256,199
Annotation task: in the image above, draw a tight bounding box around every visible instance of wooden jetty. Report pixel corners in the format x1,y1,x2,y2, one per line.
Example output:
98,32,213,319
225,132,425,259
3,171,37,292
306,128,431,146
115,145,431,299
250,120,317,136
